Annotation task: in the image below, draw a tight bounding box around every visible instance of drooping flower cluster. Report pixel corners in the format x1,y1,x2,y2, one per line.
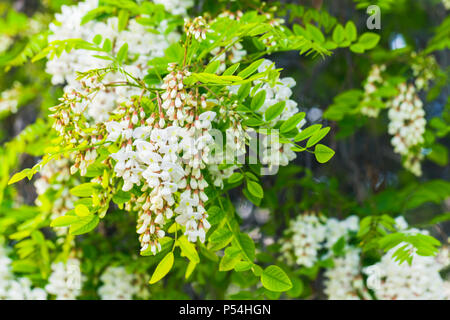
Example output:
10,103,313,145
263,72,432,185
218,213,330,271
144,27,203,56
281,214,359,268
323,216,450,300
45,258,83,300
184,16,210,42
411,52,438,90
387,83,426,176
153,0,194,16
360,64,385,118
46,0,179,122
98,266,140,300
363,244,448,300
0,82,22,116
105,65,215,253
324,248,370,300
280,213,327,267
0,245,47,300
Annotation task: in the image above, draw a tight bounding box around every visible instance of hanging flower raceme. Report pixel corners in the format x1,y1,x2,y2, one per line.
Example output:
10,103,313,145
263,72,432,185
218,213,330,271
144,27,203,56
388,83,426,176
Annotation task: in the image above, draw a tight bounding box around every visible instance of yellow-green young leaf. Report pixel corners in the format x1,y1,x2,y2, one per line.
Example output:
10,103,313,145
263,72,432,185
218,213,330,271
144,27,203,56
208,228,233,251
250,90,266,111
50,215,79,227
204,60,221,74
118,10,129,31
116,43,128,63
358,32,380,50
350,43,365,53
8,169,32,185
69,215,99,235
345,21,357,42
237,59,264,79
223,63,240,76
178,235,200,263
233,233,256,261
75,204,91,217
185,260,197,279
261,265,293,292
294,124,322,142
280,113,306,133
306,127,330,148
149,252,174,284
219,254,240,271
70,183,94,197
332,24,345,44
264,101,285,122
246,180,264,199
314,144,335,163
227,172,244,184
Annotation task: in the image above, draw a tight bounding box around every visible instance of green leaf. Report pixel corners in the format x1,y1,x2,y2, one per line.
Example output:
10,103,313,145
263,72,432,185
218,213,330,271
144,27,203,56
246,180,264,199
102,38,112,52
261,265,293,292
70,183,94,197
237,59,264,79
264,101,285,122
314,144,335,163
350,43,365,53
204,60,221,74
332,24,345,44
185,261,197,279
250,90,266,111
8,169,31,185
178,235,200,263
75,204,91,217
294,124,322,141
219,254,240,271
306,24,325,43
116,43,128,63
207,206,225,225
50,215,79,227
345,21,357,42
358,32,380,50
306,127,330,148
112,190,131,205
69,215,99,235
92,34,102,45
118,10,129,32
223,63,240,76
280,113,306,134
227,172,244,184
237,82,251,100
208,228,233,251
233,233,256,262
149,252,174,284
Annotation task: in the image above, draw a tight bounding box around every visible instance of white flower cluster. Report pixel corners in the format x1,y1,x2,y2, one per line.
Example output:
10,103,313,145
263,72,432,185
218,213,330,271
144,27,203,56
45,258,83,300
411,52,438,90
281,214,359,268
185,16,210,42
324,216,359,249
153,0,193,16
280,213,327,268
0,246,47,300
324,248,370,300
442,0,450,10
364,245,448,300
388,83,426,176
106,66,215,253
324,216,450,300
46,0,178,122
0,82,22,115
98,266,139,300
360,64,385,118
